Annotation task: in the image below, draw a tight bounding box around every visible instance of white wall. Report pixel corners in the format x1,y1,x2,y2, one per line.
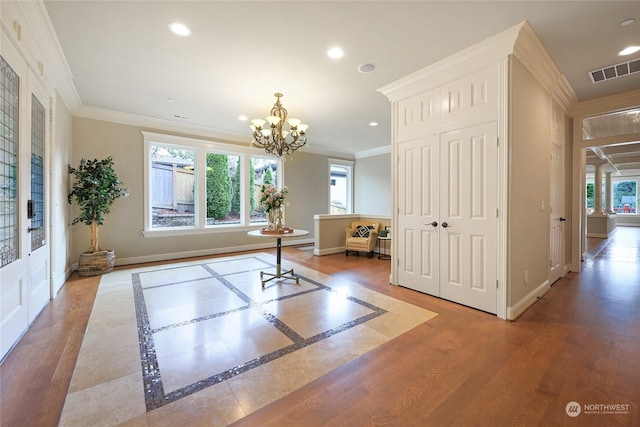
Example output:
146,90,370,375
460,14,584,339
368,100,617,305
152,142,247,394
51,93,73,293
509,57,555,307
354,153,391,215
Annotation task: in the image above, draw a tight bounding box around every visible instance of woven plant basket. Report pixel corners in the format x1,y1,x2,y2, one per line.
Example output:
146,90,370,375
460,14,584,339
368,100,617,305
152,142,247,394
78,250,115,276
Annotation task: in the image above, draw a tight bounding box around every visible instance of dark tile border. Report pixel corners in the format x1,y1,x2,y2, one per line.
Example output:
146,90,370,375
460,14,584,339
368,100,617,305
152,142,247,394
132,256,387,412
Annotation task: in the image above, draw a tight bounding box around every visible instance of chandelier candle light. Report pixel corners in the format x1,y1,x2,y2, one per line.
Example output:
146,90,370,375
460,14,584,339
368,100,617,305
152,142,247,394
250,93,309,157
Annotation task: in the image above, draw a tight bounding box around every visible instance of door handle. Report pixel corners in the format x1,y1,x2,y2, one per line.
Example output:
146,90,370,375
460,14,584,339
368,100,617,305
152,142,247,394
441,222,450,228
427,221,438,227
27,226,41,233
559,217,567,222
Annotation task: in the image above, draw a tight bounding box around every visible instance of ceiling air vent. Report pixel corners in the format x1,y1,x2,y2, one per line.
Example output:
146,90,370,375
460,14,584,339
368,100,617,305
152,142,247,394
589,59,640,83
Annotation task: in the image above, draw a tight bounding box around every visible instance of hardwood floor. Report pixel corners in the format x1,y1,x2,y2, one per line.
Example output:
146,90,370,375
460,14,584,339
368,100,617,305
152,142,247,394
1,229,639,426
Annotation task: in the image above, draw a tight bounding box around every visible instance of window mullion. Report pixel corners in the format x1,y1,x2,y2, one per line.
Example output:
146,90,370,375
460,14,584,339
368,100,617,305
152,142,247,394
241,154,249,225
197,148,206,228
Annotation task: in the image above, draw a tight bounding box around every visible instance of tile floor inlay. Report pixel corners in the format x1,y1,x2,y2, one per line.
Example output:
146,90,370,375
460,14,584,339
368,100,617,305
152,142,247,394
132,256,388,411
59,253,438,425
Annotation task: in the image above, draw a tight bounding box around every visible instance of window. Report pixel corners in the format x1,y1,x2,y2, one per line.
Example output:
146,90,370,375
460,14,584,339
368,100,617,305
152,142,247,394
582,107,640,141
250,156,279,224
613,179,637,214
143,132,282,235
149,144,196,228
586,182,597,209
329,159,353,214
586,178,638,214
206,152,238,225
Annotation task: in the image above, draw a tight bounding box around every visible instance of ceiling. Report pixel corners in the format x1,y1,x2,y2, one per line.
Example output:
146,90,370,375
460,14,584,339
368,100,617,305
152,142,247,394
584,107,640,177
587,143,640,177
43,1,640,157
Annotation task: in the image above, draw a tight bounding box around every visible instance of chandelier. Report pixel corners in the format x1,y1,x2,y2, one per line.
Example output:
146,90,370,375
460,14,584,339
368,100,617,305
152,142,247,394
250,93,309,157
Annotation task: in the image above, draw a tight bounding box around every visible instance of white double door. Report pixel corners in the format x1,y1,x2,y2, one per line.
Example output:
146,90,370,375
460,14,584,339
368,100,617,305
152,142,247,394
1,40,51,361
397,122,498,314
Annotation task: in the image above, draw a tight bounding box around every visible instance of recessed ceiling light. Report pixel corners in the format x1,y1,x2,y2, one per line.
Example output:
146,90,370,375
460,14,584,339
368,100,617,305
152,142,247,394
327,47,344,59
168,22,191,37
621,18,636,27
358,63,376,73
238,115,248,121
619,45,640,56
369,122,378,127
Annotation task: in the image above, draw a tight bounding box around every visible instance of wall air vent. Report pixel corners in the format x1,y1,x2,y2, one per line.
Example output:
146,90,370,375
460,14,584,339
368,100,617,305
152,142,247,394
589,59,640,83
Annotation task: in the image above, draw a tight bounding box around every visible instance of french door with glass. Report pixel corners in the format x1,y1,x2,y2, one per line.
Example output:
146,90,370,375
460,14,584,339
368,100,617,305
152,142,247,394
1,40,51,361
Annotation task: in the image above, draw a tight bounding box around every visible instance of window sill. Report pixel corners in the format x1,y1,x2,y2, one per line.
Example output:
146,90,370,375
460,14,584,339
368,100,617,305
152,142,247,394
143,224,266,238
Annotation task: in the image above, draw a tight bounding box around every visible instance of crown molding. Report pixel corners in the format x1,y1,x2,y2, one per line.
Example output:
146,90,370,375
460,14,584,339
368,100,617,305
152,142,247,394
378,21,523,102
296,142,355,159
512,21,577,112
76,105,250,143
570,88,640,118
77,104,356,160
379,20,578,112
355,144,391,159
1,1,81,111
552,74,577,113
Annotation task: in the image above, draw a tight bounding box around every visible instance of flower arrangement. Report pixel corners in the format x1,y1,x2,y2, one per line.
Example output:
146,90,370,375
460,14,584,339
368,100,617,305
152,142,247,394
260,184,288,212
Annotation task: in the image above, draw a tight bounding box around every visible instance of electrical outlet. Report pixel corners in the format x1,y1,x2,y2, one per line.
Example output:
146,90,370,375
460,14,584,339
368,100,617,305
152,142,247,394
540,201,545,211
524,270,529,284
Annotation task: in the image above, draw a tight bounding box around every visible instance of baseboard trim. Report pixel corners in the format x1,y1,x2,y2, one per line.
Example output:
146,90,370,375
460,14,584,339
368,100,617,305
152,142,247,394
52,270,68,296
69,238,315,270
507,279,551,321
586,232,610,238
313,246,345,256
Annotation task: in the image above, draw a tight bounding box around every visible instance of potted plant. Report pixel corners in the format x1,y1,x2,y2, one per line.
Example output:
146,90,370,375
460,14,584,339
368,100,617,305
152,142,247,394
68,157,128,276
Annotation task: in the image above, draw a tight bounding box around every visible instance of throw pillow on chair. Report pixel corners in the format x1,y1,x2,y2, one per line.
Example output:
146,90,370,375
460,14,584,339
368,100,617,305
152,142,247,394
353,225,372,238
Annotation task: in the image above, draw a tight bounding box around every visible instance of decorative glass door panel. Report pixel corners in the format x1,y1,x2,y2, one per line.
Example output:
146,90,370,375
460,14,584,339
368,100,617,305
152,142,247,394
30,94,45,250
0,55,19,268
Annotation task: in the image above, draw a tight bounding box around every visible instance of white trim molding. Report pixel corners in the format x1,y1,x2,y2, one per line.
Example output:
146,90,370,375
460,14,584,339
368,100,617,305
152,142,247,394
355,144,391,159
507,280,551,321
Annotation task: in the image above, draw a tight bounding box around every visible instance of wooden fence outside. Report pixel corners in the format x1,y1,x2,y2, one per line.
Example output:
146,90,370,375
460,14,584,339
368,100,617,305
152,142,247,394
152,163,194,211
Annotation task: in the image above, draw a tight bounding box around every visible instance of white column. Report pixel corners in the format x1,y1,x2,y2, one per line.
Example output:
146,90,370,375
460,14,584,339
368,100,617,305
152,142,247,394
594,163,603,214
605,171,614,214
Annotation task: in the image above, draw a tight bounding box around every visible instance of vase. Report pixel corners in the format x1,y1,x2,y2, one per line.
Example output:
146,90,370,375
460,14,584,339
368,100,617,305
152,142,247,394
267,210,278,230
276,209,283,230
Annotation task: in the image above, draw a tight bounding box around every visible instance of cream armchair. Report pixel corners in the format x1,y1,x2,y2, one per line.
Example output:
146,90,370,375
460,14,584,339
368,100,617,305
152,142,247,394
345,221,380,257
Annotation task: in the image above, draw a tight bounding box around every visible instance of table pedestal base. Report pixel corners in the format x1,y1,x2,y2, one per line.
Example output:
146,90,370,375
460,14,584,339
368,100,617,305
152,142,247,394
247,229,309,289
260,265,300,288
260,237,300,288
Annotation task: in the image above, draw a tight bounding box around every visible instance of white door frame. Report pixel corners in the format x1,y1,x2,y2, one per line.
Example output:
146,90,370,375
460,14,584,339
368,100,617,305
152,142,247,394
570,92,640,273
549,142,564,284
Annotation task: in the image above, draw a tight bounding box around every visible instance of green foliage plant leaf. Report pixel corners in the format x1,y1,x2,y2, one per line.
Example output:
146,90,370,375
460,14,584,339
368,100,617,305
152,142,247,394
68,157,128,252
